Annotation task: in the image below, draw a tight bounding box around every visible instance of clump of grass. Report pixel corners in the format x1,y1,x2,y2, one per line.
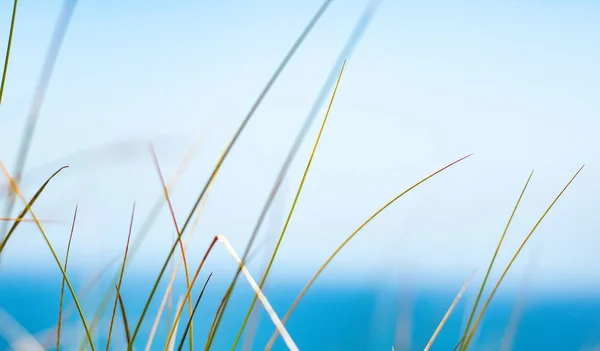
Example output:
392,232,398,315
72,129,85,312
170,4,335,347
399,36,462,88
0,0,586,350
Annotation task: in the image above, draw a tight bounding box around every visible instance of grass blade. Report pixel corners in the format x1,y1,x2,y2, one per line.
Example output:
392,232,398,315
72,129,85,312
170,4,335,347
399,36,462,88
423,271,475,351
232,60,346,351
0,0,19,104
57,205,78,351
117,288,132,346
0,163,67,253
462,165,585,350
458,170,534,351
176,272,213,351
265,153,472,350
206,1,382,345
106,204,135,351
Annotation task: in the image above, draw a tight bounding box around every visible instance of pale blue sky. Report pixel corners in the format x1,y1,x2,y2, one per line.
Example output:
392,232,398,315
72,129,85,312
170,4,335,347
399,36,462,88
0,0,599,291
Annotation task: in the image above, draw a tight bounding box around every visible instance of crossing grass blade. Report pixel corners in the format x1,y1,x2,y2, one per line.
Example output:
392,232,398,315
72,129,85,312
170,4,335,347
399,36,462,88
56,205,78,351
0,164,96,350
231,59,346,351
458,170,534,351
117,288,132,346
163,237,220,350
106,204,135,351
265,153,472,350
461,165,584,350
84,132,210,351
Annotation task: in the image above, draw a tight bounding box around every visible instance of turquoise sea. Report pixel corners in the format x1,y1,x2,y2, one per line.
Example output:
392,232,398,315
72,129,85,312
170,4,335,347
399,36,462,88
1,273,599,351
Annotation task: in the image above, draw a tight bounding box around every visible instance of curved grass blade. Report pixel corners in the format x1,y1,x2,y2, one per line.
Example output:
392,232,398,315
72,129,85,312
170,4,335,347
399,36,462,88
0,164,96,350
462,165,584,350
0,0,19,105
232,60,345,351
423,271,475,351
458,170,534,351
206,2,382,346
265,154,473,350
176,272,213,351
57,205,78,351
117,288,131,346
150,145,195,351
0,0,78,265
106,204,135,351
0,164,67,253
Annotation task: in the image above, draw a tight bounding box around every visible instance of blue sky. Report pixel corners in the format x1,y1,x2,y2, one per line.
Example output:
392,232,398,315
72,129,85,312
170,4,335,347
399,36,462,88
0,0,599,291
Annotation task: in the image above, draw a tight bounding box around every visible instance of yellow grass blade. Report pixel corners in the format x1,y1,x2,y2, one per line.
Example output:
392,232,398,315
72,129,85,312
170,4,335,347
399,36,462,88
57,206,78,351
458,170,534,351
233,60,346,351
265,154,472,350
462,165,584,350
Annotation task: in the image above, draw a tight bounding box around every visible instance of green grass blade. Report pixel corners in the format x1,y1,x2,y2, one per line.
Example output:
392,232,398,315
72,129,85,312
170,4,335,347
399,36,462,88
231,60,346,351
176,273,213,351
0,0,19,104
107,204,135,350
117,287,132,346
458,170,534,351
265,153,473,350
462,165,584,350
57,205,78,351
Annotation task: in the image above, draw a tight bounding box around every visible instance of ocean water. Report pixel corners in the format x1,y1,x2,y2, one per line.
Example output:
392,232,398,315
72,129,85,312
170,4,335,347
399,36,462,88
0,274,599,351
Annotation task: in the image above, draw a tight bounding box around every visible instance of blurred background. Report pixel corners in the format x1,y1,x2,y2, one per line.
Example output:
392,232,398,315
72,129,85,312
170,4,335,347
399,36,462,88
0,0,599,350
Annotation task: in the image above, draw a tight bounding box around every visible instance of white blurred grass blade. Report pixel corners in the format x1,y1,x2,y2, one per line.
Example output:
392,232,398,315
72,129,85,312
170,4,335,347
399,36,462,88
0,307,43,351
